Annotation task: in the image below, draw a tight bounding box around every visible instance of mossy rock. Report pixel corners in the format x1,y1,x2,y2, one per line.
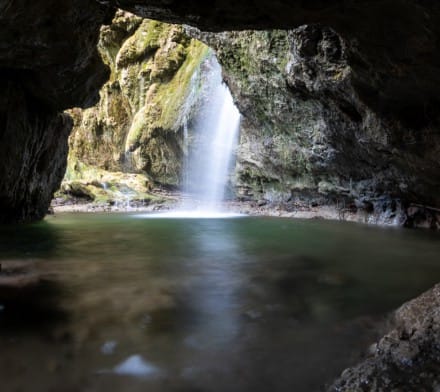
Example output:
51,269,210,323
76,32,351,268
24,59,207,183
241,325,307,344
66,12,211,188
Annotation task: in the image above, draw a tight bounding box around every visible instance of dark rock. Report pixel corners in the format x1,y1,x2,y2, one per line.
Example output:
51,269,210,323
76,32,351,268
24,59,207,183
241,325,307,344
257,199,268,207
330,284,440,391
0,0,112,223
0,83,72,223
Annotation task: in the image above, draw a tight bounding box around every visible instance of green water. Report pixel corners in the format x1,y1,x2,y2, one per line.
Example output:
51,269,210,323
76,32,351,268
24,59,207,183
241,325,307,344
0,213,439,391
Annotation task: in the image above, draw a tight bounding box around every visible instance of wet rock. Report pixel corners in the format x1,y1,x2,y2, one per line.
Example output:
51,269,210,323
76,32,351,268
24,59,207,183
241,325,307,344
257,199,268,207
330,284,440,391
190,25,440,225
113,355,161,377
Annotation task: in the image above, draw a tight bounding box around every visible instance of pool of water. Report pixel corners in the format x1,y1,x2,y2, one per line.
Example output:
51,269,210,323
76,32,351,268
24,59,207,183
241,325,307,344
0,213,439,392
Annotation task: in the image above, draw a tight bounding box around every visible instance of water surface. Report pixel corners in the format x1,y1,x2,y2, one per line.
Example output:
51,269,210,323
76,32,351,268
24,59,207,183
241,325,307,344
0,214,439,392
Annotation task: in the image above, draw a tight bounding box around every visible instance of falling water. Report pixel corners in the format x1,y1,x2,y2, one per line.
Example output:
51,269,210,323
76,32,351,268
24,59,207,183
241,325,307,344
181,57,241,214
139,55,241,219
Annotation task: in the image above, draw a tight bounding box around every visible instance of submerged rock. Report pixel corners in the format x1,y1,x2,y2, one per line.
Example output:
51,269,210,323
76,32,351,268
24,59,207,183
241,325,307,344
113,355,161,377
0,260,40,298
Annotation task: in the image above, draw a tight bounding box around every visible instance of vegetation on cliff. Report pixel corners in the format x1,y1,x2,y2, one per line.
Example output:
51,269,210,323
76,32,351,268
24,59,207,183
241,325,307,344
61,11,210,205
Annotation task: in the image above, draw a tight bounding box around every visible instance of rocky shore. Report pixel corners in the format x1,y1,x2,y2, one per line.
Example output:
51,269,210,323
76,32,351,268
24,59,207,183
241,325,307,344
330,284,440,391
50,194,440,230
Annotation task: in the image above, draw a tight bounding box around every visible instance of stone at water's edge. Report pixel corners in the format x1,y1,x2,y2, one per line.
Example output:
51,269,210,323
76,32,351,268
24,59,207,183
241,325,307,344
330,284,440,391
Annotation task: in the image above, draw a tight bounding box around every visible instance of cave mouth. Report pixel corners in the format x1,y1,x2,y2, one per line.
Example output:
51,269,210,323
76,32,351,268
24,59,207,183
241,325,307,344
1,2,440,225
2,2,440,391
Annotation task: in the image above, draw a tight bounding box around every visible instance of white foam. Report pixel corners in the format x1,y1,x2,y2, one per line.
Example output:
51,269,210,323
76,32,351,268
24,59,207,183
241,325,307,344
134,210,244,219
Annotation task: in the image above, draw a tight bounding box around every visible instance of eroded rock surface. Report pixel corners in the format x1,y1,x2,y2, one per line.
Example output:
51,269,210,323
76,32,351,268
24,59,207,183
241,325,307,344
191,26,440,227
0,83,72,223
331,284,440,391
2,0,440,222
67,11,209,188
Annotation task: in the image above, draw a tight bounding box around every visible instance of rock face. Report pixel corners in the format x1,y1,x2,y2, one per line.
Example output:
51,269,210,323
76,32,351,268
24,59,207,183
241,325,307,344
67,11,209,188
330,284,440,391
190,26,440,226
114,1,440,127
2,0,440,222
0,86,71,223
0,0,112,223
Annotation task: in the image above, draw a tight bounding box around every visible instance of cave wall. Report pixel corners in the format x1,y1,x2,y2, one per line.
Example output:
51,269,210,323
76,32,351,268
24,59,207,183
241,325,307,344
0,81,71,222
2,0,440,223
192,26,440,226
0,0,112,223
113,1,440,127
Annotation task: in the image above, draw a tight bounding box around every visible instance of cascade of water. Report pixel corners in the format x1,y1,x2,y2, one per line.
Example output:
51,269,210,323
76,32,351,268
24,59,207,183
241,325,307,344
138,55,242,219
182,57,241,214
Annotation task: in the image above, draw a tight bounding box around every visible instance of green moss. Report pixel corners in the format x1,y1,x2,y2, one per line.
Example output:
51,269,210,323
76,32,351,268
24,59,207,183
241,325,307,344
65,13,212,189
125,106,149,151
155,41,210,130
61,158,169,205
116,19,164,68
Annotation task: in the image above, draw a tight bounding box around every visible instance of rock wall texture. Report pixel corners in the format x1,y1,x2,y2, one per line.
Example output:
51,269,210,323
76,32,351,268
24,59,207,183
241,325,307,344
190,26,440,227
0,0,112,223
67,11,209,188
2,0,440,223
330,284,440,391
0,83,71,222
113,1,440,129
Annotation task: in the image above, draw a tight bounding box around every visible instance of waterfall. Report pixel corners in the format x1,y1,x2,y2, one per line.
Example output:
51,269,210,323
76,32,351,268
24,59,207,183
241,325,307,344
181,57,241,215
144,55,241,219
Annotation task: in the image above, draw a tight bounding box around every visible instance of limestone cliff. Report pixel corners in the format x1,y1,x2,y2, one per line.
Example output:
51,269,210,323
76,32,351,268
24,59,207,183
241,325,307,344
66,11,210,190
59,12,212,206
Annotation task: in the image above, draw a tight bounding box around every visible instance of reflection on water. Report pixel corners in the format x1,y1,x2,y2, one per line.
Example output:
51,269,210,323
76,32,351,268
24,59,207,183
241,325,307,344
0,214,440,391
